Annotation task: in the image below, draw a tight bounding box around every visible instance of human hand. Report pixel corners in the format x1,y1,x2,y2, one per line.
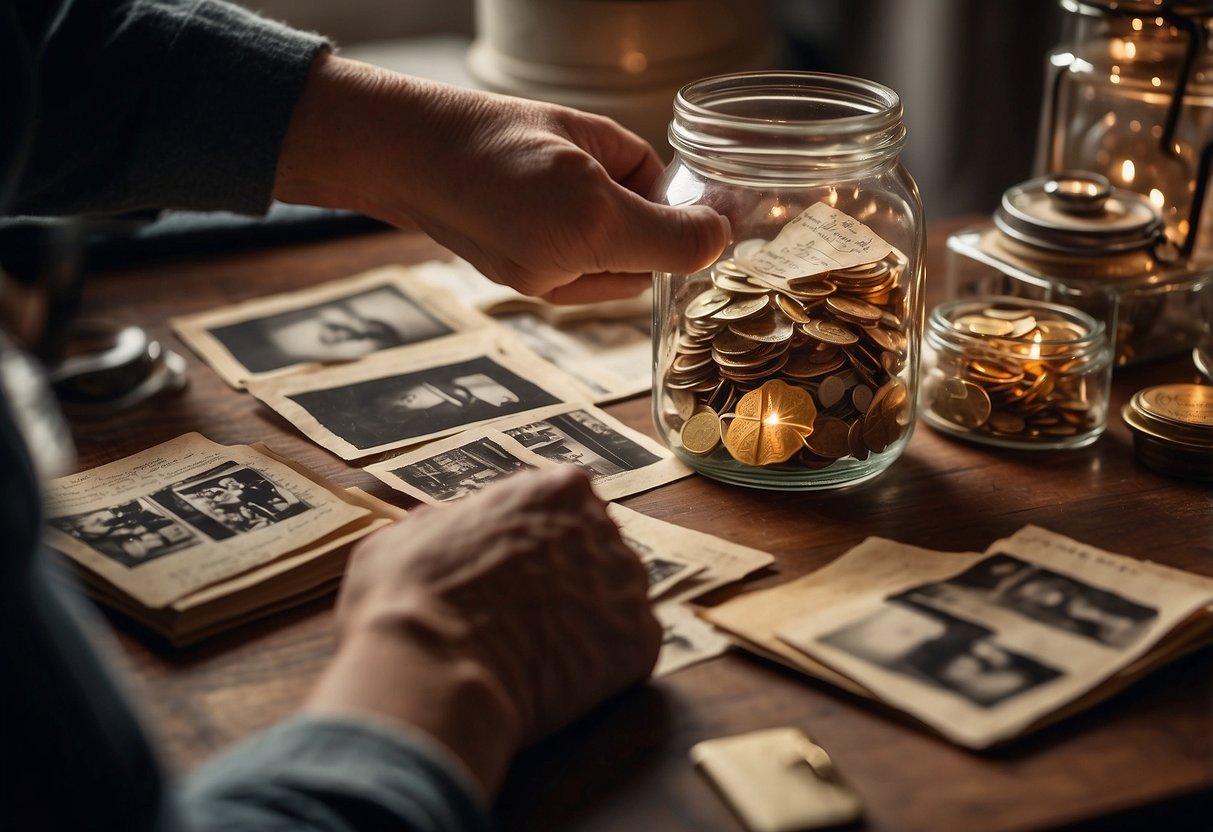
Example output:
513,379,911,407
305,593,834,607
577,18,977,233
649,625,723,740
275,54,730,304
304,467,661,797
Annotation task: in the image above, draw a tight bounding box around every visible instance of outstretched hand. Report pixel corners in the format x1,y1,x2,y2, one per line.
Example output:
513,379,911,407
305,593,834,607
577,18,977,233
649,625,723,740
275,53,729,303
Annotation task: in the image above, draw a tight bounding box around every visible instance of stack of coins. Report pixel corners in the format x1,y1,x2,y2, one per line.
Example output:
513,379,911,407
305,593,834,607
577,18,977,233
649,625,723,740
924,302,1108,445
663,241,912,468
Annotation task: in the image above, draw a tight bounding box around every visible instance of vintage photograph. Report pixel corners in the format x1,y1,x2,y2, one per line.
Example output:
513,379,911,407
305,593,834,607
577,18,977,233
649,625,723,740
381,437,535,503
152,462,312,536
206,284,452,374
287,355,564,452
818,602,1064,709
172,268,491,387
898,553,1159,650
503,408,662,477
49,498,200,568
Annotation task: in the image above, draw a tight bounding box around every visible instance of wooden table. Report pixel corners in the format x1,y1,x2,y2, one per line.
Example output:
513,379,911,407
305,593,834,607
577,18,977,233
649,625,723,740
73,216,1212,831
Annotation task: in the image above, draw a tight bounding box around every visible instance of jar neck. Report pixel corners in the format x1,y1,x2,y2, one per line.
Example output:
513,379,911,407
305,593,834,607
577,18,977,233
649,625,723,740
668,71,907,184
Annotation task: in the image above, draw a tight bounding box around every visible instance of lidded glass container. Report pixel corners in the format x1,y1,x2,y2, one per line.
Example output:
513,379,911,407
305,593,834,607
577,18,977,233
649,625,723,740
652,72,925,490
946,171,1212,366
922,296,1113,449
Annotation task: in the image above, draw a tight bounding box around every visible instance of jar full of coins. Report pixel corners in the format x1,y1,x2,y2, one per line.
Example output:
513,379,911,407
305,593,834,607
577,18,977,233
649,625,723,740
652,72,925,489
922,297,1112,449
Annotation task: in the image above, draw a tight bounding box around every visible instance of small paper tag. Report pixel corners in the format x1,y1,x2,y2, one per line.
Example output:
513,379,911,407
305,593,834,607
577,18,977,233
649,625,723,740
739,203,894,280
691,727,863,832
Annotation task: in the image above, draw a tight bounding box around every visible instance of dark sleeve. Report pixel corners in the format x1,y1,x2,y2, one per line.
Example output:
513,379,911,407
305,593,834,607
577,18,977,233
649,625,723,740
11,0,328,217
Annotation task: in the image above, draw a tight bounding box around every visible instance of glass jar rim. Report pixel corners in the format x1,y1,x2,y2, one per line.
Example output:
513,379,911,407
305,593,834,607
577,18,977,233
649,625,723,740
673,71,904,138
927,296,1108,354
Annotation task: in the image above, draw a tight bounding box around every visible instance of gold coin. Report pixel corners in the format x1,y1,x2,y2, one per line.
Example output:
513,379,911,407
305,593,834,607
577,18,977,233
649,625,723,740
982,306,1034,321
685,288,733,319
826,295,883,325
931,377,992,429
775,293,812,323
681,409,723,455
712,274,769,294
953,314,1013,337
722,379,817,466
712,328,766,355
987,411,1026,434
730,310,795,343
713,294,771,321
802,318,859,346
851,384,874,413
805,416,851,459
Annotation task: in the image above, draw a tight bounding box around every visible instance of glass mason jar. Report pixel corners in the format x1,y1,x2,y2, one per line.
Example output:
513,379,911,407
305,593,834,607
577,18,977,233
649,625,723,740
652,71,925,490
922,296,1113,450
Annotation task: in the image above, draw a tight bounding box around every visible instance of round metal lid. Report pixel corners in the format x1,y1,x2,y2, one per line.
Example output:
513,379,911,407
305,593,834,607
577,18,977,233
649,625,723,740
994,171,1167,256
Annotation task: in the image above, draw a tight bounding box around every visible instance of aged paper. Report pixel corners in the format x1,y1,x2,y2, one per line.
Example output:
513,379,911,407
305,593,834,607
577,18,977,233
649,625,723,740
606,504,774,604
410,256,652,323
738,202,894,281
654,601,732,677
247,330,593,460
171,266,493,388
497,312,652,403
43,433,373,609
364,403,690,504
775,527,1213,748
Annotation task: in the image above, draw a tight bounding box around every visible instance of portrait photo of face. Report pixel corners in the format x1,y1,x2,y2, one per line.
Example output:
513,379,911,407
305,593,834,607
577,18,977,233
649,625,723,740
818,603,1064,709
287,356,563,451
899,553,1160,651
49,498,200,568
207,285,452,374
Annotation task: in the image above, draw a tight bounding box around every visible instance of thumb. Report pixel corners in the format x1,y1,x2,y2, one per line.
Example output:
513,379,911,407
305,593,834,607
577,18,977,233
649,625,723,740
599,198,731,276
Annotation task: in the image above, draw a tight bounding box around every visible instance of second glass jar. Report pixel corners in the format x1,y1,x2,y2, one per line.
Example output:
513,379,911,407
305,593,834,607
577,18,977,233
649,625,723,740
652,71,925,490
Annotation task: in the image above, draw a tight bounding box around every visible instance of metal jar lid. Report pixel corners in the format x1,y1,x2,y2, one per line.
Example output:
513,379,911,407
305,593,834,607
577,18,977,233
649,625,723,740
1121,382,1213,481
994,171,1176,260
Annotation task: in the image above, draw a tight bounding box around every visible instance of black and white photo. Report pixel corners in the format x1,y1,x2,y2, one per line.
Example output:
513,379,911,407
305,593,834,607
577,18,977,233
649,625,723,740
818,603,1063,708
154,463,311,536
503,409,662,477
383,438,534,503
49,498,200,568
287,355,563,451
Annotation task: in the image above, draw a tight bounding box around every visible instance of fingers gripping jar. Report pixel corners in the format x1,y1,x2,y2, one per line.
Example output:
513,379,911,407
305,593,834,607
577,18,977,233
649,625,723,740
652,72,925,490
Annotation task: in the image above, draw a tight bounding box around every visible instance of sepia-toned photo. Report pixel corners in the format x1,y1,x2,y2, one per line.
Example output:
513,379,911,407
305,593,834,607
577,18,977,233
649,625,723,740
172,267,491,387
898,553,1159,650
818,603,1064,708
151,462,312,538
503,408,662,477
49,498,200,568
381,437,536,503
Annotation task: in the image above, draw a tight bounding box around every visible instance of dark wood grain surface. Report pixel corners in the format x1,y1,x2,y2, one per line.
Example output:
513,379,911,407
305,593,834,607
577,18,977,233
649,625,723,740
71,217,1212,831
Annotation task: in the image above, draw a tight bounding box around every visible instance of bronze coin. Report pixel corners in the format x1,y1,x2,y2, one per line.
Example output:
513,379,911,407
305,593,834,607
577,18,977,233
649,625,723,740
681,409,723,455
775,293,812,323
805,416,851,459
713,294,771,322
826,295,883,325
931,377,992,429
685,288,733,320
730,309,795,343
801,318,859,346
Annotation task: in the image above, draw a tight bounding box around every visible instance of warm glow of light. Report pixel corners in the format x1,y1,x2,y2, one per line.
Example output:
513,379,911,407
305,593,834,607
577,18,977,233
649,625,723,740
1151,76,1162,87
1124,41,1137,59
1121,159,1136,183
1132,18,1143,30
1149,188,1166,208
621,50,647,74
1029,333,1042,360
764,415,782,426
1129,119,1142,132
1110,72,1121,84
1103,111,1117,127
769,204,786,220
